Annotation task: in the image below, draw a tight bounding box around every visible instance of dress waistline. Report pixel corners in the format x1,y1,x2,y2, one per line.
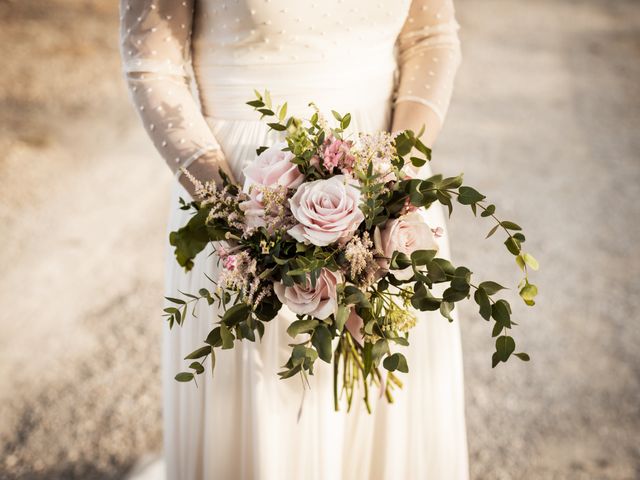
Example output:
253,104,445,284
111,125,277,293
193,57,399,120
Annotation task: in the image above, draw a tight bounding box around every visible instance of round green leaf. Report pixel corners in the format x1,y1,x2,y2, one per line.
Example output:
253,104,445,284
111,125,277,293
383,353,409,373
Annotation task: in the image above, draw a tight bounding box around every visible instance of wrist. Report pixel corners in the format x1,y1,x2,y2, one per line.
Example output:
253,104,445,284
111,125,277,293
178,150,234,198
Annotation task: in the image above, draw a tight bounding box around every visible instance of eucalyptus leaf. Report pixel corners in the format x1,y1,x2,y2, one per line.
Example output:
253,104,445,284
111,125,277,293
222,303,251,326
501,221,522,231
175,372,194,382
165,297,186,305
495,335,516,362
523,253,539,270
440,301,455,321
505,237,521,255
287,319,320,338
478,281,506,295
486,224,499,239
189,362,205,374
220,323,235,349
519,282,538,302
474,288,492,321
268,122,287,131
312,325,333,363
410,156,427,167
411,249,437,266
491,299,512,328
371,339,390,364
457,186,486,205
443,286,469,302
184,345,211,360
481,204,496,217
335,305,349,333
383,353,409,373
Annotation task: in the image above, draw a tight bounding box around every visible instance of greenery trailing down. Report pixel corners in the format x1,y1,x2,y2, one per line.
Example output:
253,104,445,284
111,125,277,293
163,90,539,412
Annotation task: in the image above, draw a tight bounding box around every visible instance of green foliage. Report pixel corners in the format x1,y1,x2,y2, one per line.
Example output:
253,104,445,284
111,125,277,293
169,207,228,271
164,91,538,411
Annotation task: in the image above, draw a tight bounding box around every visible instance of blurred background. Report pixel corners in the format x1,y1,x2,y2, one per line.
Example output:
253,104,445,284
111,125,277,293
0,0,638,479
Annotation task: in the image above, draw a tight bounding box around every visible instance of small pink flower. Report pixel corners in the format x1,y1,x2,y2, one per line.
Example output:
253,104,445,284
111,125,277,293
322,136,355,173
222,255,237,271
217,244,229,259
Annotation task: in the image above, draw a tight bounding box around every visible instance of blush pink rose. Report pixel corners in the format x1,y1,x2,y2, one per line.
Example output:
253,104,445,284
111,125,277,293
274,269,341,319
288,175,365,246
242,141,303,191
374,211,440,280
240,142,303,229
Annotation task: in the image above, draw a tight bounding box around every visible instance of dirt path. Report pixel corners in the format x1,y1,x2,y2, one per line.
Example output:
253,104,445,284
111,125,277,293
1,0,639,479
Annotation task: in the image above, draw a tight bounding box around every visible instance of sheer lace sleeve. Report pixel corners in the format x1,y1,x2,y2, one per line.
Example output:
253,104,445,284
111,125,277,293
119,0,221,177
394,0,462,124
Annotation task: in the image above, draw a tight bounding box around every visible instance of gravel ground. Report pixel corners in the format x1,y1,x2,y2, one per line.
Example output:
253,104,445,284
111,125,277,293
0,0,638,479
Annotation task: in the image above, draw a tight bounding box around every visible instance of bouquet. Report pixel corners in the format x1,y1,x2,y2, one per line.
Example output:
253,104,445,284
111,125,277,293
165,91,539,412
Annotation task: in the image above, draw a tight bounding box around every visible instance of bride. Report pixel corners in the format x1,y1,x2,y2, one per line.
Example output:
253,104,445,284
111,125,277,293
120,1,467,478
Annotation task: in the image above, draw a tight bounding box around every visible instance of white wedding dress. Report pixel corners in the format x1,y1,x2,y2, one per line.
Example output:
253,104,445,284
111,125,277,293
120,1,467,478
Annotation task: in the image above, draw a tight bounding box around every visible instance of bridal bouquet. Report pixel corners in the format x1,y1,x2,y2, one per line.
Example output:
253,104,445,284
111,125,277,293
165,91,538,412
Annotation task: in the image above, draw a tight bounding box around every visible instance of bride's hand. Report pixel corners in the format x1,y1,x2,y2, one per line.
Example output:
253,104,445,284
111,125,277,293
391,102,443,149
179,149,238,199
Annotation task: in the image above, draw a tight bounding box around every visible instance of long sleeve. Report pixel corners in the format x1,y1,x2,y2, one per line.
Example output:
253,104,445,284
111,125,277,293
394,0,462,124
119,0,221,176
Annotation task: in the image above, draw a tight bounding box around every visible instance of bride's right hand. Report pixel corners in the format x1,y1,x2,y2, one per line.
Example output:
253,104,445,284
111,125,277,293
179,149,238,199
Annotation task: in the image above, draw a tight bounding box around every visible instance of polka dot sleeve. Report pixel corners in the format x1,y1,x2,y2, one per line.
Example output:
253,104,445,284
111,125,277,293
119,0,221,177
394,0,462,123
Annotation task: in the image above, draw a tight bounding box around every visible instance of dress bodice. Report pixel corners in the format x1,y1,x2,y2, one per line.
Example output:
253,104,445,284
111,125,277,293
189,1,410,65
119,0,461,175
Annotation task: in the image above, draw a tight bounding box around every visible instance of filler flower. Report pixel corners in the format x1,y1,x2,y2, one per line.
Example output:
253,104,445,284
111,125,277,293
322,135,355,173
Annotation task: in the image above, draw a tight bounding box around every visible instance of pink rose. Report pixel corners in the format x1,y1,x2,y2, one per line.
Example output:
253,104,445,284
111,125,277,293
322,136,355,173
241,142,303,229
242,141,303,191
274,269,341,319
288,175,365,246
374,211,440,280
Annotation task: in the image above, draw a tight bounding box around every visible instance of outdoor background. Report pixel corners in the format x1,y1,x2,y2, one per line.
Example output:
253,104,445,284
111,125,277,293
1,0,638,479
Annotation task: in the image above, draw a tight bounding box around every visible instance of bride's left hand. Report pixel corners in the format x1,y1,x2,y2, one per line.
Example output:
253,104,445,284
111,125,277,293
391,102,443,148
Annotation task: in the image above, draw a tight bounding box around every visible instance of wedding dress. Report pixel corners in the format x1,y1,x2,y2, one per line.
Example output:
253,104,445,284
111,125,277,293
120,1,467,479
